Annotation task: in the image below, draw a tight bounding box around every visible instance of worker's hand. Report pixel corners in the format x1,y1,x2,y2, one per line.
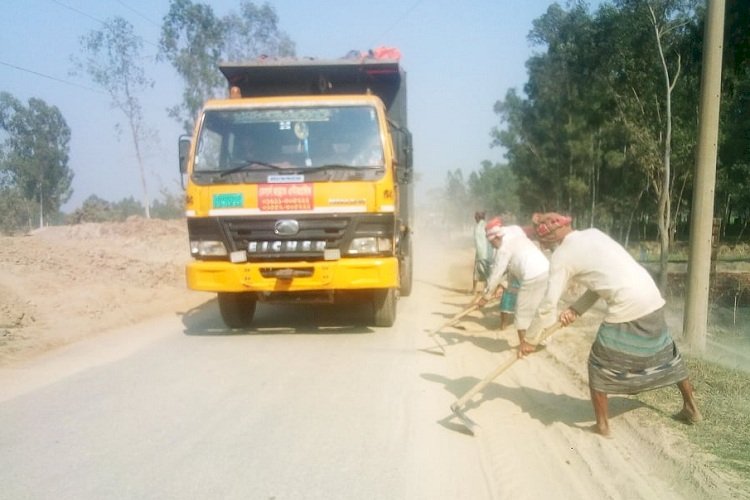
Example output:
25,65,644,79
517,339,537,358
476,297,488,307
559,308,579,326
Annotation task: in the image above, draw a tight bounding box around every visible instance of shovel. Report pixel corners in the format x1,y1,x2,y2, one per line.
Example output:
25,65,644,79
425,296,499,355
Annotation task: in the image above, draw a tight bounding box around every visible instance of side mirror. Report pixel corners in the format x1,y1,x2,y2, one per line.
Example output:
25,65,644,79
389,121,413,184
402,130,413,171
178,136,191,175
397,130,413,184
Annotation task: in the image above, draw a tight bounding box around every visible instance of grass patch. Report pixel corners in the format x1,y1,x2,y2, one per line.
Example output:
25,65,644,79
634,356,750,481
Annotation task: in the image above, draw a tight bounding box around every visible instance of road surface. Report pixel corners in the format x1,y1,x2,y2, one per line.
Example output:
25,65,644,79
0,234,737,499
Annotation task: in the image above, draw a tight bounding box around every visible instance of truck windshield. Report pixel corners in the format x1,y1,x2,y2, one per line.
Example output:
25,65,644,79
193,105,385,177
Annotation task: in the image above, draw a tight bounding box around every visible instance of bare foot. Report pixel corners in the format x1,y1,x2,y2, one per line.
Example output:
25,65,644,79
581,424,612,438
595,424,611,438
673,407,703,425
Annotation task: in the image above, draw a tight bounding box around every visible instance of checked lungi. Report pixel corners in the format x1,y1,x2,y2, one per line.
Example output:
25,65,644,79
588,306,688,394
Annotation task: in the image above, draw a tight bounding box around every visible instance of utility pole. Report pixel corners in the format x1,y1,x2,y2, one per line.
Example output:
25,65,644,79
683,0,726,352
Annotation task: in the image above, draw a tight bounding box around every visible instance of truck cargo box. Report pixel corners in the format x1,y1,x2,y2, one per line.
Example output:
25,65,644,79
219,59,407,126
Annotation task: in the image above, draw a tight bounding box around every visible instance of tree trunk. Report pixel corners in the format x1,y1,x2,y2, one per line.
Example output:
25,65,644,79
38,187,44,229
737,218,748,244
589,131,598,228
649,4,680,295
129,120,150,219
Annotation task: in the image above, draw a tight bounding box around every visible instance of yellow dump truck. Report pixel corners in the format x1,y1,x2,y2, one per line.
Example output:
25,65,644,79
178,58,414,328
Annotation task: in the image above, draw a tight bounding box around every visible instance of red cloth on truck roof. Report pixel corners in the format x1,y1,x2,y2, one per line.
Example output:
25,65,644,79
372,46,401,60
343,47,402,61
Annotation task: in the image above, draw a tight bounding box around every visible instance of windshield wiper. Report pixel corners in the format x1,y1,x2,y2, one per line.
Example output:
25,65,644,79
302,164,383,174
219,160,288,177
217,162,383,178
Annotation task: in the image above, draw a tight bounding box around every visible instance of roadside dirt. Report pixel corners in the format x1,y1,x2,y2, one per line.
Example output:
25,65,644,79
0,218,747,498
0,217,206,365
420,234,748,499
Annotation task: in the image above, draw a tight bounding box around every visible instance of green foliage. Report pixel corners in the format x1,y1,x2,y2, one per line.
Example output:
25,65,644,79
492,3,612,218
0,186,37,234
467,160,520,218
159,0,225,133
223,2,296,61
486,0,720,240
68,192,184,224
443,0,749,251
69,195,144,223
69,195,117,223
0,92,73,232
112,197,146,219
442,169,470,229
159,0,296,133
73,17,153,119
150,189,184,219
717,0,750,239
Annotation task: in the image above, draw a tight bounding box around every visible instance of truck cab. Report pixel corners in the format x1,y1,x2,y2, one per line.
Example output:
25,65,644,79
179,58,413,328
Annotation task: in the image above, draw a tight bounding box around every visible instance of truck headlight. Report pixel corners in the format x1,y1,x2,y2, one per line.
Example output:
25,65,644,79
347,237,391,255
190,240,228,257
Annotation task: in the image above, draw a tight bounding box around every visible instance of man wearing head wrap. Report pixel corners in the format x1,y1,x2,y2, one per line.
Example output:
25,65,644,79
477,219,549,347
524,212,702,437
472,211,492,293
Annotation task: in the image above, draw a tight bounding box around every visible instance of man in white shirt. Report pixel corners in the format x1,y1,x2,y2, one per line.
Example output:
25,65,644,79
524,212,702,437
477,219,549,347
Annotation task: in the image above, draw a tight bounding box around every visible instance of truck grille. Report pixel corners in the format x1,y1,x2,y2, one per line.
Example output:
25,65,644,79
187,214,393,261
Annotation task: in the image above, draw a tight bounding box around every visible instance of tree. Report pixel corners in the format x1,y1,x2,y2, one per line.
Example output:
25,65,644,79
467,160,520,218
73,16,154,219
68,192,181,223
223,2,295,61
604,0,700,291
159,0,295,133
150,188,184,219
490,1,707,270
442,169,471,231
112,196,147,220
493,3,614,222
717,0,750,241
0,185,36,234
0,93,73,231
492,88,557,215
159,0,225,133
69,194,115,223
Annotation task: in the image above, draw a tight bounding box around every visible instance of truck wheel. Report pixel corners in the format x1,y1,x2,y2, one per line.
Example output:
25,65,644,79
372,288,397,327
399,252,413,297
218,292,257,329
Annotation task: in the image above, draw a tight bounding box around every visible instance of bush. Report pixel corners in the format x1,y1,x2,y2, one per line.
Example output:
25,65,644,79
0,187,37,234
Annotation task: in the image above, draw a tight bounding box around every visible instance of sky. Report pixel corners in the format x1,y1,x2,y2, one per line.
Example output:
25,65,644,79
0,0,601,212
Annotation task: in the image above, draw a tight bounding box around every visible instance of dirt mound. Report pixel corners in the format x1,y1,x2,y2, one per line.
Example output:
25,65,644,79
0,217,204,365
31,216,187,240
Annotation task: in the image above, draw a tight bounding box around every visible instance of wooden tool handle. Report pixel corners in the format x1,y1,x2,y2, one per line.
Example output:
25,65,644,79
452,321,563,409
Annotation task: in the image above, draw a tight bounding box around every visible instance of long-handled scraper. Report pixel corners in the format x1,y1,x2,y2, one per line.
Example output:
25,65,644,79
424,297,499,355
449,291,599,434
449,321,563,434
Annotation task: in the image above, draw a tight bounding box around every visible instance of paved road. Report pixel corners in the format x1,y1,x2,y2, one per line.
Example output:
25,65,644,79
2,235,733,500
0,287,493,500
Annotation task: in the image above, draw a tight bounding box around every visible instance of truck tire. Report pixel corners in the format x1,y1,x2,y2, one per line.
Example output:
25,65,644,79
399,251,413,297
372,288,397,327
218,292,257,329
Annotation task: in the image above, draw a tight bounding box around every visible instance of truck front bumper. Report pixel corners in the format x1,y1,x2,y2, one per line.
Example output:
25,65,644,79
186,257,399,293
